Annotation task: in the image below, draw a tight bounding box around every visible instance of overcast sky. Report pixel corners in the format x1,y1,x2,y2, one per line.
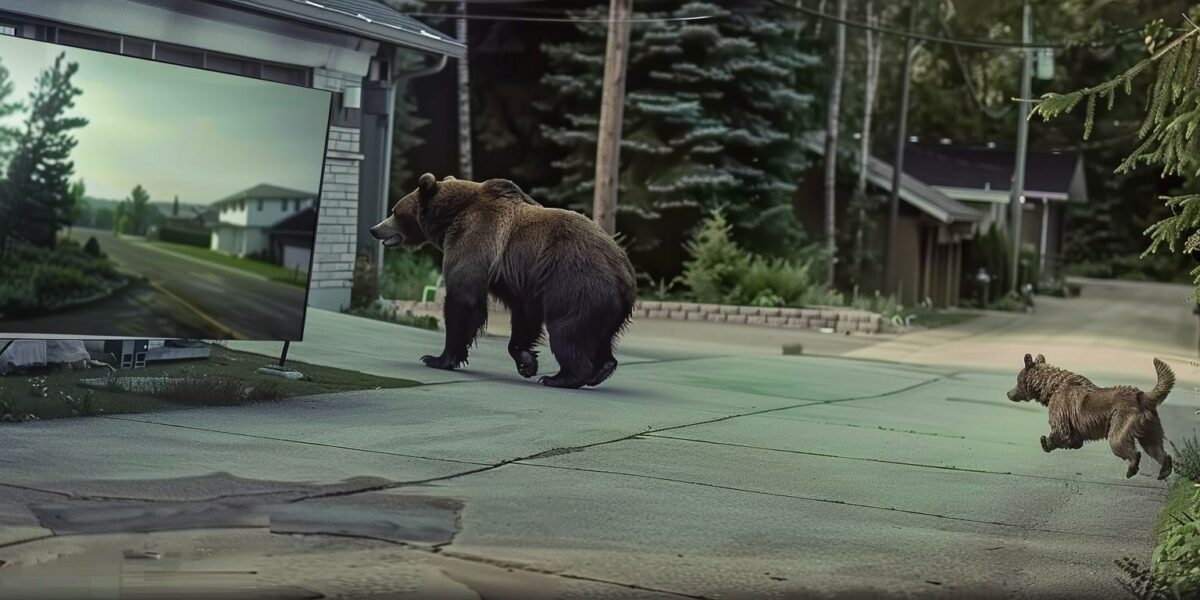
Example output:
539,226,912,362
0,35,330,204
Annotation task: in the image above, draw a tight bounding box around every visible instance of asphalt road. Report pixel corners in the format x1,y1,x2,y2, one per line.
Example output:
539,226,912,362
1,280,1196,599
0,228,307,340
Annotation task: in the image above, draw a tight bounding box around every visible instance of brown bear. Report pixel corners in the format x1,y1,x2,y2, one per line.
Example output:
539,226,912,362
369,173,636,389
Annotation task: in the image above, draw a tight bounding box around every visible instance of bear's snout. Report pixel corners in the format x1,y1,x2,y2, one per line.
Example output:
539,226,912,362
370,218,404,247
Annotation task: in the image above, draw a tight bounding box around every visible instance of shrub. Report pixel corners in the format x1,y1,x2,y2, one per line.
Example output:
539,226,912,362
351,253,380,309
680,210,751,305
82,236,102,258
380,248,441,301
349,303,440,331
1173,435,1200,484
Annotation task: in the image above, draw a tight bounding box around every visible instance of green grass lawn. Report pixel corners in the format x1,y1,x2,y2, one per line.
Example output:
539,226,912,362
150,241,309,287
0,345,420,422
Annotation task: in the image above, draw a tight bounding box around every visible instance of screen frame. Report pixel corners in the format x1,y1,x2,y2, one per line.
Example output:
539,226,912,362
0,29,335,343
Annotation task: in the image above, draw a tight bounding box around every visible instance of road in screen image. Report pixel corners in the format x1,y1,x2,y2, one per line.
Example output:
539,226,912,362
0,228,307,340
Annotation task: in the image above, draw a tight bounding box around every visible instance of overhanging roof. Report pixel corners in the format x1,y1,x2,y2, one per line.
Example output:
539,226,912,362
211,0,464,58
802,132,982,225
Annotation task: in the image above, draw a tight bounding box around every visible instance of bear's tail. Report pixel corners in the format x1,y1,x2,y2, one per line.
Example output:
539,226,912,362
1142,358,1175,408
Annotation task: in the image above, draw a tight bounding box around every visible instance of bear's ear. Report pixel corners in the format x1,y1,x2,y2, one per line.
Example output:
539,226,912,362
1024,353,1034,369
418,173,438,197
1036,354,1046,364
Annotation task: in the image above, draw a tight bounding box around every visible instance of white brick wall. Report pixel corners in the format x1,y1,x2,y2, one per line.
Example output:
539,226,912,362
308,67,364,311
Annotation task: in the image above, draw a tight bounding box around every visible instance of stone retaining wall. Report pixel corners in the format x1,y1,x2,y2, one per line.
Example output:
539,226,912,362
384,296,882,334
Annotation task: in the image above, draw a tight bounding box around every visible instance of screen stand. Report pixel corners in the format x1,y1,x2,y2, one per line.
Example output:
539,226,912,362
255,341,303,380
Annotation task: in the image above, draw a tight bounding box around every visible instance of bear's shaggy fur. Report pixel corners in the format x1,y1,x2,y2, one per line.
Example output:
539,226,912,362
370,173,636,389
1007,353,1175,479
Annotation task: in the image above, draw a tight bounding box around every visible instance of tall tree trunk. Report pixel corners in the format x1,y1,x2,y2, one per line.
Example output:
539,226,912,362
822,0,848,284
851,0,882,286
592,0,633,235
456,0,472,180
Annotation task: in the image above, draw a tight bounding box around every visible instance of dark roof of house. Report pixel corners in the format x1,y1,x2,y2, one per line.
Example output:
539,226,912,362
269,206,317,235
212,183,317,208
210,0,464,57
802,132,981,224
897,144,1080,196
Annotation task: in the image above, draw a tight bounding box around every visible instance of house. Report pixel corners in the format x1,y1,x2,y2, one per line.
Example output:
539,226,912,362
898,142,1087,278
209,183,317,259
268,205,317,273
0,0,465,311
798,132,983,308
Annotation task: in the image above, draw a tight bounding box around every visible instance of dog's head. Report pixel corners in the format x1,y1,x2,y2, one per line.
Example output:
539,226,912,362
1007,353,1046,402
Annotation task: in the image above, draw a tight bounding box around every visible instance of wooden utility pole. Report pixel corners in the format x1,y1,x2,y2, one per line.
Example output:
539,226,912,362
884,2,919,293
1008,0,1033,293
592,0,633,235
456,0,472,180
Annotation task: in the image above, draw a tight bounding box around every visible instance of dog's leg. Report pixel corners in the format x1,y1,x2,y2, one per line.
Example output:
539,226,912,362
1137,420,1173,480
1040,430,1073,453
1109,415,1141,478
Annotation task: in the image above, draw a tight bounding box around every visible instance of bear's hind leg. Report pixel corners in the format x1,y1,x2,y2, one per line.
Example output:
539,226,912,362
585,321,623,387
508,302,544,378
539,314,595,389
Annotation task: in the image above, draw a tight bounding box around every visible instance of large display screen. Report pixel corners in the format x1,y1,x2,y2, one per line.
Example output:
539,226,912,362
0,33,330,341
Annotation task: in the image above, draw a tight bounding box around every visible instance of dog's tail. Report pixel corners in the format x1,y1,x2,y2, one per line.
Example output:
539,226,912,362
1141,358,1175,408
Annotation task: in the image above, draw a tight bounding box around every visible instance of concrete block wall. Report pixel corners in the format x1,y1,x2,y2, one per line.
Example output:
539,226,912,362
308,68,364,312
382,297,882,334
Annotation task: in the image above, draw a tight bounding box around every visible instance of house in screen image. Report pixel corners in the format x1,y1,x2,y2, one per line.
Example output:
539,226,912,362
210,184,316,262
268,205,318,273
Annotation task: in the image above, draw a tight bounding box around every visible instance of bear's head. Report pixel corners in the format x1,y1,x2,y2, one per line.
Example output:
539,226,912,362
370,173,458,249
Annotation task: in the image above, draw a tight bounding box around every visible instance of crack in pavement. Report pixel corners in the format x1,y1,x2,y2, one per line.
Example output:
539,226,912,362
288,376,946,503
0,480,311,505
508,461,1145,541
645,434,1169,491
98,415,495,468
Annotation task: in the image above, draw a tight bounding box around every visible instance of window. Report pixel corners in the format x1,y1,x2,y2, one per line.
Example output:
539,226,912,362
206,53,261,78
122,37,153,59
294,199,301,211
262,64,309,86
57,28,120,53
257,199,263,211
156,43,203,68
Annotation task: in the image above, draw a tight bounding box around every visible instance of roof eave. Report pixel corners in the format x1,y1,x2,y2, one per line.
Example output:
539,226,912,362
208,0,465,58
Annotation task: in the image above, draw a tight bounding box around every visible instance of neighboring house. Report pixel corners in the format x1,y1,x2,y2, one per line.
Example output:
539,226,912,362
899,143,1087,278
268,205,317,273
0,0,464,312
210,183,316,259
798,133,983,308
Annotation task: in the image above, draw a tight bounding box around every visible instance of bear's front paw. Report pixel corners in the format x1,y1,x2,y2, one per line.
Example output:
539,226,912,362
421,354,462,370
1040,435,1053,453
514,350,538,378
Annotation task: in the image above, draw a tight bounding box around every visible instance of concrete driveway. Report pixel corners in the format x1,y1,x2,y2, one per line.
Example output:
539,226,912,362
1,279,1196,599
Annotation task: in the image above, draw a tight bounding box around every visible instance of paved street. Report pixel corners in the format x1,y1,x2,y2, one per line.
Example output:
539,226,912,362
0,228,308,340
1,279,1197,599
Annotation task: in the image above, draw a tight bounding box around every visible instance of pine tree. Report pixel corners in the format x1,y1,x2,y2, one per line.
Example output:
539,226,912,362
1030,15,1200,296
1,52,87,248
123,184,151,236
536,1,819,276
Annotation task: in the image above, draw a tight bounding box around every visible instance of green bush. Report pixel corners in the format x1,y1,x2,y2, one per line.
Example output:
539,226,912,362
158,225,210,248
380,248,441,301
351,253,380,309
680,210,751,305
680,210,836,307
0,241,124,316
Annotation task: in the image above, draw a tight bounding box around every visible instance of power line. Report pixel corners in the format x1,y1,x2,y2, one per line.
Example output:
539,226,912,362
765,0,1143,50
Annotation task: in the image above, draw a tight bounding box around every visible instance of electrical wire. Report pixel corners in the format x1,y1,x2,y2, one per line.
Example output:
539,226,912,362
764,0,1145,50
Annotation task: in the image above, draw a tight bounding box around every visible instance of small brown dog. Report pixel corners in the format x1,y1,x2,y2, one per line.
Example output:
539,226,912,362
1007,353,1175,479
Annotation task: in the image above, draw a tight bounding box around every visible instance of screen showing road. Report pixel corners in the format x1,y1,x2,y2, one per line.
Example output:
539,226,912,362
0,34,330,340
